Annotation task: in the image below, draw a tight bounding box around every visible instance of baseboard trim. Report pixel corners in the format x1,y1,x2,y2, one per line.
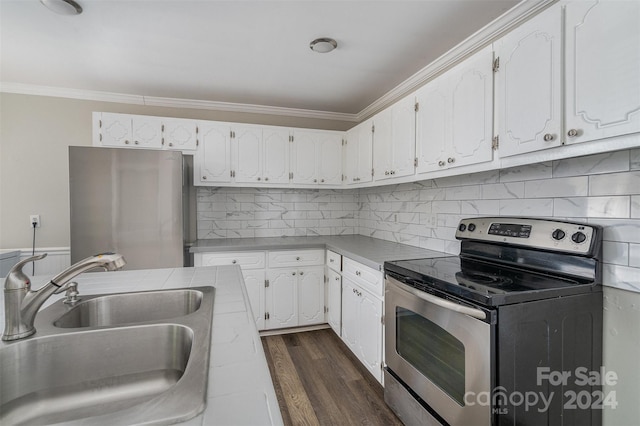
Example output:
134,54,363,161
259,323,330,337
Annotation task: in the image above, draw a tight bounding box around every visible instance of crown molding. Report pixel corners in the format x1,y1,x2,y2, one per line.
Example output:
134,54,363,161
0,82,359,122
354,0,558,122
1,0,555,125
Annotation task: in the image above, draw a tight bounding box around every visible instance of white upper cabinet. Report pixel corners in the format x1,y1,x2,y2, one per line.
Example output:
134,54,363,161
373,94,416,181
99,113,163,149
234,125,290,185
162,118,199,151
564,0,640,144
344,119,373,184
262,127,291,184
416,45,494,174
291,130,342,185
196,122,232,184
494,4,562,157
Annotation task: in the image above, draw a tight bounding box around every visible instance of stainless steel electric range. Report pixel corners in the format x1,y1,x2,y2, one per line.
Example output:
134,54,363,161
384,217,604,426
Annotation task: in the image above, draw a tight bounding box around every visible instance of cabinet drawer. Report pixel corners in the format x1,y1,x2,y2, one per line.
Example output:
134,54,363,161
268,249,324,268
326,250,342,272
342,258,383,298
200,251,265,269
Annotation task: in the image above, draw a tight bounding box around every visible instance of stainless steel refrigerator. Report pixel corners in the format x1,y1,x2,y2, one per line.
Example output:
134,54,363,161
69,146,196,270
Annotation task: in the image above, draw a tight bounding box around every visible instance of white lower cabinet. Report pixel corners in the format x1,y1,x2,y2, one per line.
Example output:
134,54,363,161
266,268,299,329
341,277,383,384
297,266,326,326
326,268,342,335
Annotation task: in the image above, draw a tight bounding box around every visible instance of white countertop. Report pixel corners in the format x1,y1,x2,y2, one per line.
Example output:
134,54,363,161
0,266,284,426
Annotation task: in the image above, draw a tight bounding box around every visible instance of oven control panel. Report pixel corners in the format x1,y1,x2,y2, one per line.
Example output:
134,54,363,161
455,217,597,254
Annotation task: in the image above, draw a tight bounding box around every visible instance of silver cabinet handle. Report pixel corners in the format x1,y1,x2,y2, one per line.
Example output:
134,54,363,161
390,277,486,320
438,161,445,167
134,141,139,145
125,140,130,145
321,179,325,183
265,177,269,181
543,133,555,141
168,142,173,147
300,271,304,275
335,277,340,281
296,257,300,261
447,157,455,164
202,176,207,180
257,177,261,181
314,179,317,183
231,260,237,264
384,171,389,175
567,129,579,137
292,272,296,276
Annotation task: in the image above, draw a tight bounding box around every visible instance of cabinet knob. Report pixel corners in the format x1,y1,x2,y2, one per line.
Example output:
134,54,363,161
321,179,325,183
329,259,334,262
168,142,173,147
124,140,130,145
231,260,237,264
447,157,455,164
257,177,261,181
292,272,296,276
384,171,389,176
202,176,207,180
567,129,579,137
314,179,317,183
352,177,356,182
296,257,300,260
300,271,304,275
265,177,269,181
438,161,445,167
335,277,340,281
134,141,139,145
543,133,555,142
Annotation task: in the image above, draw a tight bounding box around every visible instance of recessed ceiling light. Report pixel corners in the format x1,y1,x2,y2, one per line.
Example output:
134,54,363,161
310,38,338,54
40,0,83,15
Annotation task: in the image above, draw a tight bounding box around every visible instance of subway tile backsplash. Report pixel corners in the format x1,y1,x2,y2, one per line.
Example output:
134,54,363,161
197,149,640,293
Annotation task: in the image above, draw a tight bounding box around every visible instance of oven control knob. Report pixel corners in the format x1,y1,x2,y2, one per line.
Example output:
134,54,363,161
552,229,566,240
458,223,467,232
467,223,476,232
571,231,587,244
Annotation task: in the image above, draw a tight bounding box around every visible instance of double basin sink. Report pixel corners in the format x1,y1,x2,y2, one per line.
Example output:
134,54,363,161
0,287,215,425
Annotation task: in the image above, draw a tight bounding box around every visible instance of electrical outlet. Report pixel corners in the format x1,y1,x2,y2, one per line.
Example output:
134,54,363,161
423,213,437,229
30,215,41,228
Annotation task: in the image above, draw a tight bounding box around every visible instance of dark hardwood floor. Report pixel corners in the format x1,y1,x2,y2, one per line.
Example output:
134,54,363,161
261,329,403,426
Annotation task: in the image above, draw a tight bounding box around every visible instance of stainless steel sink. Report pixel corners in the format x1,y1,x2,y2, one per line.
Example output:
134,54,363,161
51,288,203,328
0,286,215,425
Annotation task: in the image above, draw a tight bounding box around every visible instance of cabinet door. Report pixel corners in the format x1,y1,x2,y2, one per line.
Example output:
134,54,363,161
263,127,290,184
373,108,393,180
131,115,163,148
327,269,342,336
163,118,198,151
318,132,343,185
242,269,265,330
357,289,383,383
298,266,325,326
390,95,416,178
290,131,318,184
341,278,359,352
495,4,562,157
565,0,640,144
197,123,232,184
415,76,449,174
344,126,359,184
234,125,263,184
266,269,298,329
100,113,133,147
449,45,494,168
356,120,374,183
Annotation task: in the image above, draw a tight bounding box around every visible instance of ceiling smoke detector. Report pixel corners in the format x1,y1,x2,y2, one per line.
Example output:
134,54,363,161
40,0,83,15
309,38,338,54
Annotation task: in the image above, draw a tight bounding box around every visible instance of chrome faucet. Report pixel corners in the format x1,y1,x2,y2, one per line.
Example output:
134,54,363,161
2,252,126,341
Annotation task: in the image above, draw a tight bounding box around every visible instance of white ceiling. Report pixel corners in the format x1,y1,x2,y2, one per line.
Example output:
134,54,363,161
1,0,520,117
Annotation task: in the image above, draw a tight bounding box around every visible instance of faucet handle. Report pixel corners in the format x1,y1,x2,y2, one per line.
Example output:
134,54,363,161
4,253,48,290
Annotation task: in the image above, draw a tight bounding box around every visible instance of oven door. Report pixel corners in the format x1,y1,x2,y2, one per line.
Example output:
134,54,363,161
385,275,493,426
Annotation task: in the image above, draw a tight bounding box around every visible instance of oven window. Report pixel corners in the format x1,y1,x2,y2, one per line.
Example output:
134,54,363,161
396,307,466,405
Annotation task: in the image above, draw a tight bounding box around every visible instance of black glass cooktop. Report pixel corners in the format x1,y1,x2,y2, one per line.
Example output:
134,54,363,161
384,256,599,307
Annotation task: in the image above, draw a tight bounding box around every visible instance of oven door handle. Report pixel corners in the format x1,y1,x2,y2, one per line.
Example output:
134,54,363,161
391,278,487,320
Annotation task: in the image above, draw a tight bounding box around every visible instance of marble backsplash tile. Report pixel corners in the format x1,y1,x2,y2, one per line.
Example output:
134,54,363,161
196,150,640,292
